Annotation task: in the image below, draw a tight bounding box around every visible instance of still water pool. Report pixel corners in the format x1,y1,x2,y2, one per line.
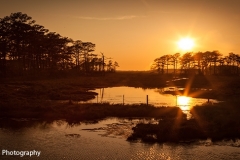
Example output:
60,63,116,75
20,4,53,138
87,87,217,112
0,118,239,159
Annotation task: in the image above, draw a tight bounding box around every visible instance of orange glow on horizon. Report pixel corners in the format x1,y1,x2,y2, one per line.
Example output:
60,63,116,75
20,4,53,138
1,1,240,70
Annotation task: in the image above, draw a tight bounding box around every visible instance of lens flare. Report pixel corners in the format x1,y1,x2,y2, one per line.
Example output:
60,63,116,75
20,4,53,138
177,96,191,109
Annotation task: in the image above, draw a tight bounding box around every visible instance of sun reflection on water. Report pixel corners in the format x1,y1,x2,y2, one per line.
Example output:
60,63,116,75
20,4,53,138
177,96,191,109
176,96,192,119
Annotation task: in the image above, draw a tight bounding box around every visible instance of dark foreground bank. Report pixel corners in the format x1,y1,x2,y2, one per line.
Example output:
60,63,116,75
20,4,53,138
1,101,240,143
128,101,240,143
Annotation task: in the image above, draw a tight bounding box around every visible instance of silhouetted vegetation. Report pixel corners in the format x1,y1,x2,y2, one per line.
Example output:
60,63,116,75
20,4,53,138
127,118,207,143
1,12,240,144
191,101,240,141
0,102,182,121
127,101,240,143
151,51,240,75
0,12,119,76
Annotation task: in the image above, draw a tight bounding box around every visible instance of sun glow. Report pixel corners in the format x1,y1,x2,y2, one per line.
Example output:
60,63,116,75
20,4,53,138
177,96,192,119
177,96,190,107
177,37,195,51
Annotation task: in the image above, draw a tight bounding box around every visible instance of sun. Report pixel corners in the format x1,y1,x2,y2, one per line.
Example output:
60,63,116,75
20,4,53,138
177,37,194,51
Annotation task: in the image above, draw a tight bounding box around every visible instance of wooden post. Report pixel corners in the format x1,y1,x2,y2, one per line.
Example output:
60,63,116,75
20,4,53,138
123,95,124,105
146,95,148,106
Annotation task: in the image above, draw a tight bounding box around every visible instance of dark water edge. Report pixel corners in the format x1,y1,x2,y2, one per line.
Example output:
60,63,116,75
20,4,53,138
1,100,240,144
0,117,239,145
0,118,239,160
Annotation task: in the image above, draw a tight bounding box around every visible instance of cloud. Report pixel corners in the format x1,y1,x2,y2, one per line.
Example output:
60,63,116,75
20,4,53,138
77,15,145,20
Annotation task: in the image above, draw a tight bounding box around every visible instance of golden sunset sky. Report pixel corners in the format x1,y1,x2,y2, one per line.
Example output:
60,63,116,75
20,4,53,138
1,0,240,70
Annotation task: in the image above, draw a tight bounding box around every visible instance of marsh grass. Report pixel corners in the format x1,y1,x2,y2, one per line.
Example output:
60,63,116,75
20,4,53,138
1,72,240,143
128,101,240,143
127,118,207,143
191,101,240,141
0,101,183,121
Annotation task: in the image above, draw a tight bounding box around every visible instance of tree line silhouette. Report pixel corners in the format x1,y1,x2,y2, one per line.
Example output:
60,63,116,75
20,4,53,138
0,12,119,76
151,51,240,75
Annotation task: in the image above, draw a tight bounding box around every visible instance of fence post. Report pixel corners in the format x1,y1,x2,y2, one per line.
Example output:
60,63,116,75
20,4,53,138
146,95,148,106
